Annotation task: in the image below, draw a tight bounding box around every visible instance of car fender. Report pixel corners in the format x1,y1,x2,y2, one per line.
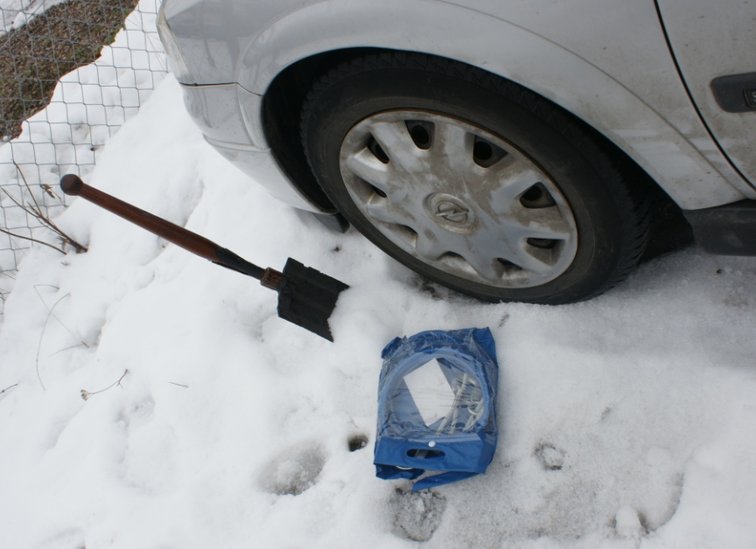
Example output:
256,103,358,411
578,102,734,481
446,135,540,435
232,0,751,209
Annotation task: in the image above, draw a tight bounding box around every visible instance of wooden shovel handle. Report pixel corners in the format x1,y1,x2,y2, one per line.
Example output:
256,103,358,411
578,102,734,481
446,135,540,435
60,174,225,264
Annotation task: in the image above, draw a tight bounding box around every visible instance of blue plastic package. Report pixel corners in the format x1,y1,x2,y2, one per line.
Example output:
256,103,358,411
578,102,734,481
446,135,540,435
374,328,499,491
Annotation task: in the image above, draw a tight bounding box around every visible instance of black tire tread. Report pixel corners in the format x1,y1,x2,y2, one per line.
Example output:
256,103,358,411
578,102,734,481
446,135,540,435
301,52,651,303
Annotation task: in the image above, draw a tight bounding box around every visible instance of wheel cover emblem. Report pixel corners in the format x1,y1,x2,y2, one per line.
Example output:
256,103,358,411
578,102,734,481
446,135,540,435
436,200,469,223
427,193,475,231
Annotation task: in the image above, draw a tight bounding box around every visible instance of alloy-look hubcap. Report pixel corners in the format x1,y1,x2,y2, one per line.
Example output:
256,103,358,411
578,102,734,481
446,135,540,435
338,110,579,288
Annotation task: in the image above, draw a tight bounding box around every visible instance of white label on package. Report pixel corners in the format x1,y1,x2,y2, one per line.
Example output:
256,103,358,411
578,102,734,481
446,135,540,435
403,359,456,426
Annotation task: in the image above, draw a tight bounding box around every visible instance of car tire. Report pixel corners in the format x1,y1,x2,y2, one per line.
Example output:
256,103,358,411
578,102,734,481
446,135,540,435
301,53,650,304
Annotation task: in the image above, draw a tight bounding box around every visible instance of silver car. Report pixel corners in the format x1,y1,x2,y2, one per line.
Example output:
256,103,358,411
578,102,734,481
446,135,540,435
156,0,756,303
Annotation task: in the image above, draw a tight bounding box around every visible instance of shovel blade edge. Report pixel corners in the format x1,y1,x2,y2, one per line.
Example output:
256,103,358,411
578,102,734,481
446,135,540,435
276,258,349,341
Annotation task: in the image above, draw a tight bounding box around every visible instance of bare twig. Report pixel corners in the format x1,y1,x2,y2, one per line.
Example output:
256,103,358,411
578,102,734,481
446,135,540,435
34,292,72,391
2,162,88,253
17,165,88,253
0,383,19,396
33,283,58,290
0,226,66,254
81,369,129,400
13,161,44,215
49,344,88,357
41,184,60,200
168,381,189,389
30,285,89,389
0,185,69,250
0,271,14,303
34,285,89,350
0,180,28,211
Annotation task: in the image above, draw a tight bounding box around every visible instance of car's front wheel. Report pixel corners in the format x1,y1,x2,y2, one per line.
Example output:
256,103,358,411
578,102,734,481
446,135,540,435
302,53,650,304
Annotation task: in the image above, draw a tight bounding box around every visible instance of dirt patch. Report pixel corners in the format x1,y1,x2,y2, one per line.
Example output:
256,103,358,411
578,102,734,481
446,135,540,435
0,0,139,140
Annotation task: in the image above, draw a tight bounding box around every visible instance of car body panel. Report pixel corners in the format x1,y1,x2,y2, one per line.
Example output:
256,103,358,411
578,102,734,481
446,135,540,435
657,0,756,185
179,82,320,210
161,0,756,213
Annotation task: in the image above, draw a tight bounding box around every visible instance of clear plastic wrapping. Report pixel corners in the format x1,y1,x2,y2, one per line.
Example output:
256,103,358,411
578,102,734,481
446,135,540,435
374,328,499,490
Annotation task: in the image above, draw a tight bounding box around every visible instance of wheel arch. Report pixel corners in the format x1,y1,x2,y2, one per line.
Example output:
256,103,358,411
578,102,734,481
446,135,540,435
262,47,675,219
247,0,745,211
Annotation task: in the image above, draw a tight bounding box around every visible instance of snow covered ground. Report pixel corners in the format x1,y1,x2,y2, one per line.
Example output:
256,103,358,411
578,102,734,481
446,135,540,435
1,47,756,549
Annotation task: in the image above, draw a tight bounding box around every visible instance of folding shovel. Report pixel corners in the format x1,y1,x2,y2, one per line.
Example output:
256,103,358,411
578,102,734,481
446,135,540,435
60,175,348,341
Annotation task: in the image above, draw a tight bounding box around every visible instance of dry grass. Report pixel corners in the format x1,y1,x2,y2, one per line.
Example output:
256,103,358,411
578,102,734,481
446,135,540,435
0,0,139,140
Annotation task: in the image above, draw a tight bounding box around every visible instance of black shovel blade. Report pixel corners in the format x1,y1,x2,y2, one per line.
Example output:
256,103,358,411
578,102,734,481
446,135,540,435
276,258,349,341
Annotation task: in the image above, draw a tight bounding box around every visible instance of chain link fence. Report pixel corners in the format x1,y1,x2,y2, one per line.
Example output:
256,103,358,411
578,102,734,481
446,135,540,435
0,0,167,309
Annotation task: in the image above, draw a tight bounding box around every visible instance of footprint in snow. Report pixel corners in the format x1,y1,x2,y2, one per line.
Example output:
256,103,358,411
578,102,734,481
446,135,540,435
534,441,566,471
347,433,369,452
260,443,326,496
614,505,648,538
391,487,447,542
